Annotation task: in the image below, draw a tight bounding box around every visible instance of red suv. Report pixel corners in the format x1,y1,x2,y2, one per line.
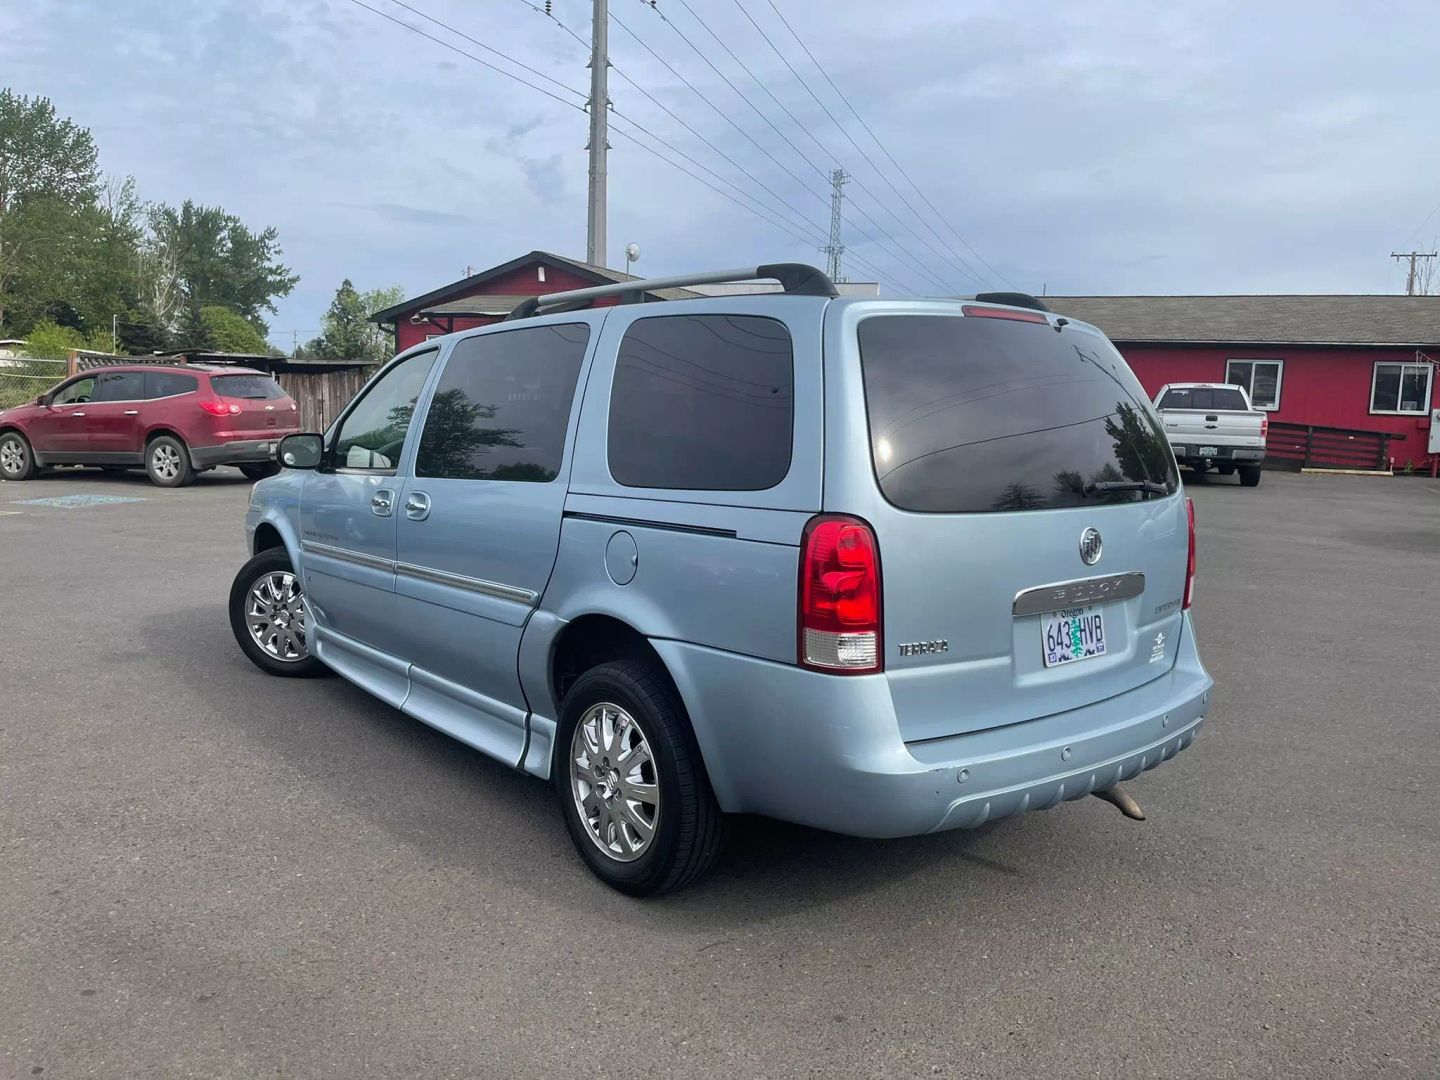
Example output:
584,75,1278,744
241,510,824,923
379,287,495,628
0,364,299,487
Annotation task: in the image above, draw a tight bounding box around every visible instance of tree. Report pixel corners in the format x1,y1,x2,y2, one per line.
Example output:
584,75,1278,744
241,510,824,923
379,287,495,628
0,90,104,331
310,279,404,362
200,306,268,353
21,318,111,359
146,199,298,328
174,297,214,351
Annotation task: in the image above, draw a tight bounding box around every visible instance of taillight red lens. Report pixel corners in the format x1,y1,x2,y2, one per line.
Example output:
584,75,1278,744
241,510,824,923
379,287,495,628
1183,497,1197,610
799,515,882,673
199,400,241,416
960,304,1049,324
1260,415,1269,439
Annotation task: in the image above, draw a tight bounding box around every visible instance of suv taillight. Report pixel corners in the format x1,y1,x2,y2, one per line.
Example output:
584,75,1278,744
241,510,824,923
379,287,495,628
1183,497,1196,610
199,399,240,416
799,515,882,674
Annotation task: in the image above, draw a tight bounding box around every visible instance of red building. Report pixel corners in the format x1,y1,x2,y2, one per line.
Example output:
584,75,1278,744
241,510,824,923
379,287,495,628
1048,295,1439,469
371,250,705,354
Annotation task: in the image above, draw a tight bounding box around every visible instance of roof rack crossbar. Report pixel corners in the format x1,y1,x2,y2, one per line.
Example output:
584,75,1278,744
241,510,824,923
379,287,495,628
505,262,837,321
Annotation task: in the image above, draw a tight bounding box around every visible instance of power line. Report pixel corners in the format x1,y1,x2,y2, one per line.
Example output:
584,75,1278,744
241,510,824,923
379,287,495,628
758,0,1019,291
639,0,959,294
341,0,910,292
730,0,994,290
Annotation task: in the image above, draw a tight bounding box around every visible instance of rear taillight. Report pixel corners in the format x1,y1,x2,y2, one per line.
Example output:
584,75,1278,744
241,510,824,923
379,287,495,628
960,304,1049,325
1259,415,1269,439
1183,497,1196,610
289,401,298,411
199,400,241,417
799,515,882,674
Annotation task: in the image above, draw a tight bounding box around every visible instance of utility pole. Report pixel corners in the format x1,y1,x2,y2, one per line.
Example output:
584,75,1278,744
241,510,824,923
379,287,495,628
821,168,848,283
1391,250,1437,295
586,0,610,268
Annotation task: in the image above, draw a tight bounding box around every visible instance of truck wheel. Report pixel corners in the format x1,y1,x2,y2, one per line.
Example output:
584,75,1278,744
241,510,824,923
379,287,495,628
1238,465,1262,487
1217,464,1236,476
1190,462,1210,474
556,658,727,896
146,435,196,487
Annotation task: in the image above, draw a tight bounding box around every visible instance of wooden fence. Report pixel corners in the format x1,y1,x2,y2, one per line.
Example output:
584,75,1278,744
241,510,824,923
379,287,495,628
273,369,374,432
1266,421,1405,471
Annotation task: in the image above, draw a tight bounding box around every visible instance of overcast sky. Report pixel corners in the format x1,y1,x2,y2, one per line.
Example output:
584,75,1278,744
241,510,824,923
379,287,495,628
4,0,1440,346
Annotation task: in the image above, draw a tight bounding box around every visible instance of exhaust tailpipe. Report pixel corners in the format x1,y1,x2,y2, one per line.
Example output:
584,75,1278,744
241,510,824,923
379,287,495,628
1092,784,1145,821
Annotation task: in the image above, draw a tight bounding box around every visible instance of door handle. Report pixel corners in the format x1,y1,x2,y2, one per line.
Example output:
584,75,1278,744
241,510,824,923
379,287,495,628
123,409,139,416
371,489,395,517
70,411,86,417
405,491,431,521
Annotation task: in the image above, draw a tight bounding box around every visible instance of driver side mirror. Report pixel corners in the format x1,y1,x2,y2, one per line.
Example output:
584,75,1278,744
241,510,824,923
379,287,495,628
277,432,324,470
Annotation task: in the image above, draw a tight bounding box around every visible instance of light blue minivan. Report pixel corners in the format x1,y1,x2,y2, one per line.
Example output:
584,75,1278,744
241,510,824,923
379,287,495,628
230,264,1212,895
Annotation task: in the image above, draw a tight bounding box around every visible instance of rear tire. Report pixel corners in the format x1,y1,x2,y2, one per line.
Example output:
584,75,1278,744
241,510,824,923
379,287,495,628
239,462,281,481
228,548,330,678
146,435,195,487
1238,465,1262,487
1190,462,1210,474
555,658,727,896
0,431,36,480
1216,464,1236,476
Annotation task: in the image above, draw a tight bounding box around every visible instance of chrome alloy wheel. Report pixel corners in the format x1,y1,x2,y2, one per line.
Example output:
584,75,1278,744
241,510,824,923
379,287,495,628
0,436,24,476
246,570,308,662
570,703,660,863
151,442,182,481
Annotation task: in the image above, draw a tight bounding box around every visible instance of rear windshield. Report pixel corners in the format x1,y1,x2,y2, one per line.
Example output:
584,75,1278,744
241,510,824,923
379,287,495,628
211,374,285,400
858,315,1178,513
1157,386,1248,411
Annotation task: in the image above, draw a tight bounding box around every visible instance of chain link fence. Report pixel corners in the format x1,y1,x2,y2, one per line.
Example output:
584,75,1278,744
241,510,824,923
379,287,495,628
0,358,69,410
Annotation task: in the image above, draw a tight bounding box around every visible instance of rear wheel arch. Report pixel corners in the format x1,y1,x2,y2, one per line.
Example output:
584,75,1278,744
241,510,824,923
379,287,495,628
144,426,186,449
550,614,674,710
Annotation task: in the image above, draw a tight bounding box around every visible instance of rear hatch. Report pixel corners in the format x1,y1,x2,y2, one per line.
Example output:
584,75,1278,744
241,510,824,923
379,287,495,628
208,373,297,439
848,307,1190,743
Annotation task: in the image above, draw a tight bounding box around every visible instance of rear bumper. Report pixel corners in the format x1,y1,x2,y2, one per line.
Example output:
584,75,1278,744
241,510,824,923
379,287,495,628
190,439,283,468
654,612,1213,838
1171,443,1265,462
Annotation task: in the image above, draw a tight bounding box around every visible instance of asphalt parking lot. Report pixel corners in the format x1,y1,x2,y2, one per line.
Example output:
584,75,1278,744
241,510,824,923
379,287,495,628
1,466,1437,1078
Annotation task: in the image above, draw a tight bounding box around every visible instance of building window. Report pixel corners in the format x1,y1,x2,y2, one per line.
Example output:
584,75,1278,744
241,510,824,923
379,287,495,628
1225,359,1283,411
1369,361,1433,415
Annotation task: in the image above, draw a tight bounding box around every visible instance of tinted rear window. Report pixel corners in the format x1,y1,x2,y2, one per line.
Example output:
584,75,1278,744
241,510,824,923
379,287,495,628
211,374,284,399
1157,386,1248,411
608,314,793,491
94,371,145,402
859,315,1178,513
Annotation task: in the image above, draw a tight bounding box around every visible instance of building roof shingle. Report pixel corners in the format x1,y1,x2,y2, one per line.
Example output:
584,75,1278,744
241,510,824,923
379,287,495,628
1043,295,1440,347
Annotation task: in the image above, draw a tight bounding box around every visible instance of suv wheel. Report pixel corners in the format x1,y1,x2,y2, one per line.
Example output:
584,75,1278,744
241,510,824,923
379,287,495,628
1238,465,1262,487
239,462,281,481
146,435,195,487
0,431,36,480
556,659,727,896
228,548,330,678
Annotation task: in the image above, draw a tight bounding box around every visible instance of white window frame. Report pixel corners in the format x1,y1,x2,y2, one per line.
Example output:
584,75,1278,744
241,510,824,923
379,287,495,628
1225,359,1284,412
1369,360,1433,416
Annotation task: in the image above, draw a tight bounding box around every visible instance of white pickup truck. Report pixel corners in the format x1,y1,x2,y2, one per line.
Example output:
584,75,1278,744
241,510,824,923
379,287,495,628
1153,382,1268,487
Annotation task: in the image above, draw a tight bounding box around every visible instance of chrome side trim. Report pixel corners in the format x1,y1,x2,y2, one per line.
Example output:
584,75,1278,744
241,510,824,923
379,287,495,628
1012,571,1145,617
395,562,538,606
300,540,395,572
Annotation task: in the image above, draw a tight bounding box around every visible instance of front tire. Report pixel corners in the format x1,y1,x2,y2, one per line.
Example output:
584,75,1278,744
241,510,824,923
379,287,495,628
556,659,727,896
239,462,281,481
146,435,195,487
229,548,330,678
1238,465,1262,487
0,431,36,480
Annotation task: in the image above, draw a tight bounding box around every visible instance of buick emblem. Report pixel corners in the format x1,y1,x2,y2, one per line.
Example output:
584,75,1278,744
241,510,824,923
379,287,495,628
1079,527,1103,565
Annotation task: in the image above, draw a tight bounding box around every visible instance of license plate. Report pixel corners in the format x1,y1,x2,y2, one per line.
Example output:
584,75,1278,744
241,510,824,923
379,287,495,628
1042,606,1107,667
1198,445,1218,456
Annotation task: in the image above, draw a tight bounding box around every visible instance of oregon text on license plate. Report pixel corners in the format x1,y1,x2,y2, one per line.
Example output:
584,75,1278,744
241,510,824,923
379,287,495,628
1042,606,1107,667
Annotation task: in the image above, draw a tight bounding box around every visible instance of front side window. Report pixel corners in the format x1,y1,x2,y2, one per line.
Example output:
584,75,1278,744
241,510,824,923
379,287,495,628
415,323,590,481
860,315,1177,513
332,349,439,471
94,371,145,402
145,371,198,399
1224,360,1282,410
50,377,96,406
608,314,794,491
1370,361,1432,414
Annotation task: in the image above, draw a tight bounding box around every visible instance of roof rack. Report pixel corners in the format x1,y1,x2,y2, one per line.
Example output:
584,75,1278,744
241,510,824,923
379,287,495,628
505,262,837,321
972,291,1051,313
